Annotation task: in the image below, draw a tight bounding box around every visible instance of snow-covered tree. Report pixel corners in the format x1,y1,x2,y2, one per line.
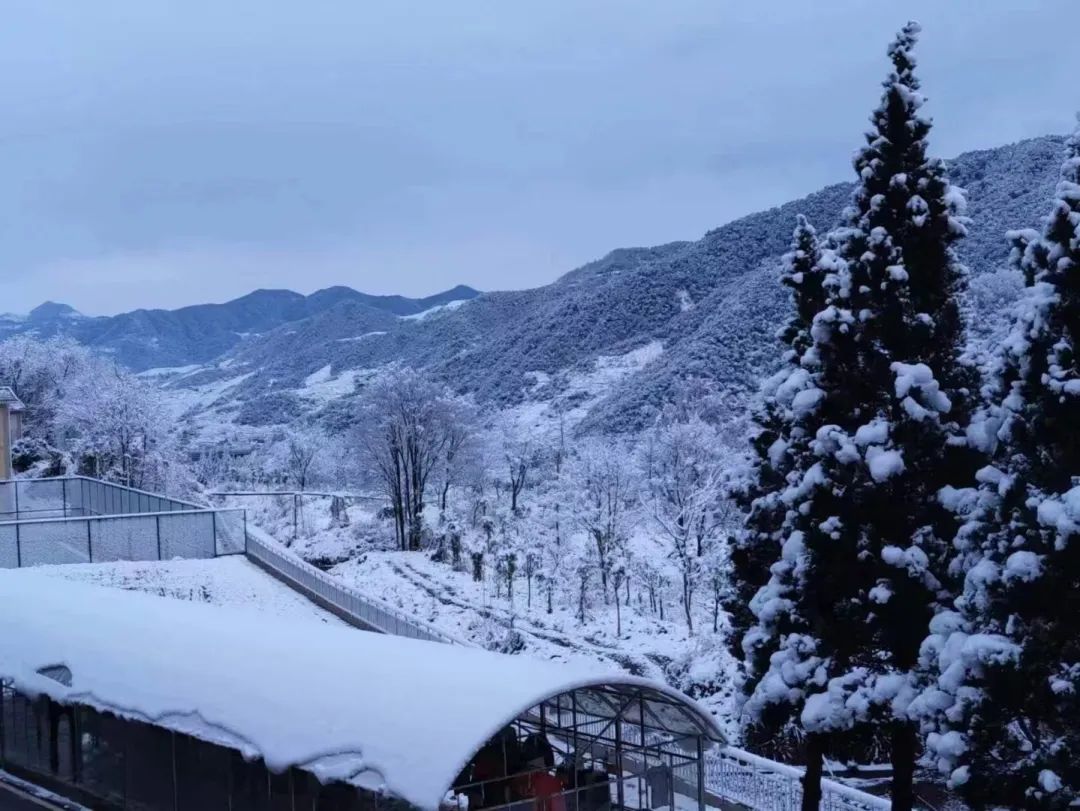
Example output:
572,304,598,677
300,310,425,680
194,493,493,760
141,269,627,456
737,23,978,810
727,214,825,659
916,123,1080,809
0,336,96,471
498,427,542,514
640,406,729,633
726,215,828,769
357,368,469,550
270,427,331,491
568,438,638,604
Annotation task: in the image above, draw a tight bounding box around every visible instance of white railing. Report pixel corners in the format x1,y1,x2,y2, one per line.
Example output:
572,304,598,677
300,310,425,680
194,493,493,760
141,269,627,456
244,528,463,645
708,746,891,811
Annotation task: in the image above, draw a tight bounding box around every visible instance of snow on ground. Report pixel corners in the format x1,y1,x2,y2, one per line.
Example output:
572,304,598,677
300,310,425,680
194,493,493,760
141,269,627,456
137,363,203,379
303,363,334,387
4,568,703,810
399,298,470,321
327,549,738,738
336,331,387,342
222,493,739,737
505,340,666,435
297,367,372,405
25,556,342,625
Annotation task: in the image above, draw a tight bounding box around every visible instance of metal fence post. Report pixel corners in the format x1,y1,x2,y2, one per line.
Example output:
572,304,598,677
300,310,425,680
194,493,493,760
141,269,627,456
156,514,163,560
171,731,179,811
13,481,19,521
86,520,93,562
212,511,218,557
243,511,249,555
62,478,68,518
15,522,21,568
0,684,6,767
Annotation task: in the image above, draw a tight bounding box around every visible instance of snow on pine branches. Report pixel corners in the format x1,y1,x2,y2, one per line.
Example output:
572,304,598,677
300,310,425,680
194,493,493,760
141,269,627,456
733,22,981,810
915,122,1080,810
726,216,828,762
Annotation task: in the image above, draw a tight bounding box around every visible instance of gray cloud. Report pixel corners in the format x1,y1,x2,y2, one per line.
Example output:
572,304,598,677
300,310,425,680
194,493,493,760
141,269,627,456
1,0,1077,314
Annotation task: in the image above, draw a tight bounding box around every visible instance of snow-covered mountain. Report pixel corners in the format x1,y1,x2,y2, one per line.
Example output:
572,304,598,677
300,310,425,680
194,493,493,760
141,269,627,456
0,285,481,371
161,134,1065,438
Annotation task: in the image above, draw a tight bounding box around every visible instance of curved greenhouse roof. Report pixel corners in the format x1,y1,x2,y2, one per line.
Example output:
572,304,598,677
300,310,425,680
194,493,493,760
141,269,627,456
0,569,723,809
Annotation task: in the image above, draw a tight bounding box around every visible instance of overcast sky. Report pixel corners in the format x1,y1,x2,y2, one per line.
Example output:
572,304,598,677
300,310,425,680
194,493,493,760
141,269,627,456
1,1,1077,315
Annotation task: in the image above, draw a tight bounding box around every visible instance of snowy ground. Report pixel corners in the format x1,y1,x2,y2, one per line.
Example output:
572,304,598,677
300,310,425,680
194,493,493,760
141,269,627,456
204,491,741,739
24,557,342,625
328,550,739,740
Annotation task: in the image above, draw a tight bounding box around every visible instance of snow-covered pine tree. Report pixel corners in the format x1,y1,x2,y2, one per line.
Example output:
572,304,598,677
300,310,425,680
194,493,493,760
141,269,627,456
918,122,1080,810
727,215,827,774
741,22,979,811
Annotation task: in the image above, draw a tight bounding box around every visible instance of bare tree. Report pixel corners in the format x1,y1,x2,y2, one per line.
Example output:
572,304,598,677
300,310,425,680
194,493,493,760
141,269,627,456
283,428,330,491
640,412,729,633
357,368,465,551
569,439,637,602
436,407,476,515
501,430,540,514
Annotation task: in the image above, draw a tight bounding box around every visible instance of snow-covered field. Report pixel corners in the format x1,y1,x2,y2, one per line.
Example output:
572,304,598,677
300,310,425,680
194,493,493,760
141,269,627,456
25,557,341,625
205,491,741,738
328,549,739,740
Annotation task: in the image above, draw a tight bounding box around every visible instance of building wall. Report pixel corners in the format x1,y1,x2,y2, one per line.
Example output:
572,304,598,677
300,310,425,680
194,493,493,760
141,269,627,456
0,684,415,811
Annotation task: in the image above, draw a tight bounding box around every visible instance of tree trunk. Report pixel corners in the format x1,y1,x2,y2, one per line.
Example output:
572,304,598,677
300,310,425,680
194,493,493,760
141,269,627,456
712,588,720,634
801,735,824,811
682,571,694,634
890,722,917,811
578,576,587,624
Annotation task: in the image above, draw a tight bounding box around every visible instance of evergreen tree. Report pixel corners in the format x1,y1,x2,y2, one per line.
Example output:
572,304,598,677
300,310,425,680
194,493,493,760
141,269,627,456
728,216,832,806
917,123,1080,810
739,22,978,811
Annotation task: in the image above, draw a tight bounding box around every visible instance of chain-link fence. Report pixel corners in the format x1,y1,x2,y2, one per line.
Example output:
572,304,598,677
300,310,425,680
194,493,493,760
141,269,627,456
0,476,203,521
0,476,246,568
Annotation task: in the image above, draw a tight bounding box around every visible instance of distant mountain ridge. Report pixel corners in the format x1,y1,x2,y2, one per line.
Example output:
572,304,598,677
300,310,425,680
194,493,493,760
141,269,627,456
166,134,1066,437
6,135,1068,439
0,285,481,371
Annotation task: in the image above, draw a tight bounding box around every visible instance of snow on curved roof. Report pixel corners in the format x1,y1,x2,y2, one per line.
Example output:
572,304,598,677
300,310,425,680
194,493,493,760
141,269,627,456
0,569,722,809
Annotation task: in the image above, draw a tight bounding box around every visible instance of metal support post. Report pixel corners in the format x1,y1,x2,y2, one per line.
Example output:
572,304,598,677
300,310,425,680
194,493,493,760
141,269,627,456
697,736,706,811
615,715,624,810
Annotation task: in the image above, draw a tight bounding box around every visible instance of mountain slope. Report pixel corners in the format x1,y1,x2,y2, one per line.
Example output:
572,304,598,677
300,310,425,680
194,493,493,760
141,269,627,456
177,135,1065,437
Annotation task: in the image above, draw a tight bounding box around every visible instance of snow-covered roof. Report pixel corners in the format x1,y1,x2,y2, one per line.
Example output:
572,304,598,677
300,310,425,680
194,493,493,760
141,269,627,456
0,570,722,809
0,386,24,411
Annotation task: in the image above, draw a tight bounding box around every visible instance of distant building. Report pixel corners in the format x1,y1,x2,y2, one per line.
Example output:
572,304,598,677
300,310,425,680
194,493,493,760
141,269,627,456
0,387,25,481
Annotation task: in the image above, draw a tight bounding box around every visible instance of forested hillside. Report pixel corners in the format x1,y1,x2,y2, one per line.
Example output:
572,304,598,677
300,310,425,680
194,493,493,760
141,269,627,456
167,135,1064,438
